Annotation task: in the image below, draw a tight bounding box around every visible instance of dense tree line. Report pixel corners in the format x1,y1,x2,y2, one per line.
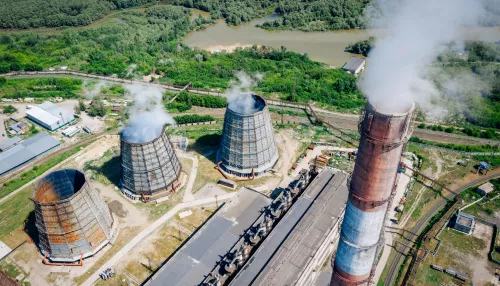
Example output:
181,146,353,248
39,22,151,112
173,0,369,30
0,0,158,29
167,91,227,112
260,0,370,31
172,0,275,26
345,37,375,56
410,137,497,153
174,114,216,124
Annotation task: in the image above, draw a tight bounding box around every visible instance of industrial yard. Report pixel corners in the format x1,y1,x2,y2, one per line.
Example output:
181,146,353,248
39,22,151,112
1,77,500,286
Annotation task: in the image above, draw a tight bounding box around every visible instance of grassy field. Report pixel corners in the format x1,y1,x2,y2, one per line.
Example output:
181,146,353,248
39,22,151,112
413,227,489,285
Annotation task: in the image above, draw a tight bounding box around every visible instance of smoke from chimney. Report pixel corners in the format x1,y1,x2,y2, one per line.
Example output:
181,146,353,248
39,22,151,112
121,84,174,144
225,71,263,114
361,0,486,114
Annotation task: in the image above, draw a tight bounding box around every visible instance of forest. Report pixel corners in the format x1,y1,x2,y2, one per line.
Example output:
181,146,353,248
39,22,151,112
260,0,370,31
0,5,364,111
173,0,369,30
0,0,158,29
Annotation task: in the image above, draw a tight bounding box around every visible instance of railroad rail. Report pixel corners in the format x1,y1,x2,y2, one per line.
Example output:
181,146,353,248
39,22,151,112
383,171,500,286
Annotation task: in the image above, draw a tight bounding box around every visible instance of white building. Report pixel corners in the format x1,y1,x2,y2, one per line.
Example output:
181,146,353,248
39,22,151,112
342,57,366,75
26,102,74,131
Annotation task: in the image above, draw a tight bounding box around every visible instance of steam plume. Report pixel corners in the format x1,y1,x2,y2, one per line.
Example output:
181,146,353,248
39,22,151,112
226,71,263,114
121,84,174,143
361,0,485,113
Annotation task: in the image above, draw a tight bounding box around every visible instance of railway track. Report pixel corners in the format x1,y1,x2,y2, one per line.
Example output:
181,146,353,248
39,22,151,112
383,171,500,286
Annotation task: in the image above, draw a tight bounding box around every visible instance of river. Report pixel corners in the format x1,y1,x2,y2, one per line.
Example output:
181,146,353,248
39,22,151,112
184,14,500,67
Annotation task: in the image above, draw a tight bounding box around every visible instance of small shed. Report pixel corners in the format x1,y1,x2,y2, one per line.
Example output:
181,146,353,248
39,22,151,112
342,57,366,75
479,161,489,170
17,122,28,131
476,182,494,197
453,212,474,234
111,105,122,112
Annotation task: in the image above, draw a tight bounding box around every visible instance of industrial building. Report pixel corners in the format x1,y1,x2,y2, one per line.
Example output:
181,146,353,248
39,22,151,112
218,94,279,177
332,101,415,285
34,169,115,262
144,188,272,286
453,212,475,234
0,136,21,152
0,133,60,176
230,168,348,286
342,57,366,75
120,125,182,202
476,182,494,197
26,102,74,131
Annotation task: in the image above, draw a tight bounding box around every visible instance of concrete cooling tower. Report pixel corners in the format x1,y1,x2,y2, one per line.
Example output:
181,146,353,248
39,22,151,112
34,169,114,262
120,125,182,202
331,101,415,285
218,94,279,177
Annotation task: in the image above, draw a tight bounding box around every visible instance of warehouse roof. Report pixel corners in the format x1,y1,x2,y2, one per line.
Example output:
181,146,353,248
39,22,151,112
145,188,272,286
26,106,61,126
230,169,349,286
0,136,21,152
0,133,60,175
26,102,74,129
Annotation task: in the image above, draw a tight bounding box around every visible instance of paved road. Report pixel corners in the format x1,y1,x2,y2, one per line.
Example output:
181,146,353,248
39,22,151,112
383,171,500,286
81,192,238,286
177,152,199,203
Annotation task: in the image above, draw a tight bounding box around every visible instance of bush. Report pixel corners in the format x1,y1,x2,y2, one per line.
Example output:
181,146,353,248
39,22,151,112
444,126,455,133
88,99,106,117
174,114,216,124
418,123,426,129
0,76,6,86
2,105,17,114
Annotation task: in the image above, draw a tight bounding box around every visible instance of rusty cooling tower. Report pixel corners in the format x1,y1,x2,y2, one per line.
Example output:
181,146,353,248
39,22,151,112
34,169,114,262
331,101,414,285
120,125,182,202
217,94,279,177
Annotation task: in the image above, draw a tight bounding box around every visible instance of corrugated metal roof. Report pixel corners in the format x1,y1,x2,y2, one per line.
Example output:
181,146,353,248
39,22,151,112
231,169,349,286
342,57,365,73
26,102,74,129
0,133,60,175
26,106,60,126
145,189,272,286
0,136,21,151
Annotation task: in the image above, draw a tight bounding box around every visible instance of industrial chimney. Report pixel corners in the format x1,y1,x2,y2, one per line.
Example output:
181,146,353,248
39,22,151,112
331,101,414,285
218,94,279,177
34,169,114,262
120,125,182,202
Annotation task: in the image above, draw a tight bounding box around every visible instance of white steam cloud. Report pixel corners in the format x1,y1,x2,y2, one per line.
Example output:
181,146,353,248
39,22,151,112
121,84,174,143
226,71,264,114
83,80,108,99
361,0,486,113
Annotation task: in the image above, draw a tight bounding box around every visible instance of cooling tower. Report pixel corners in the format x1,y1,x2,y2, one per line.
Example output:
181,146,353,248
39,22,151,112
331,101,414,285
120,125,182,201
34,169,114,262
218,94,279,177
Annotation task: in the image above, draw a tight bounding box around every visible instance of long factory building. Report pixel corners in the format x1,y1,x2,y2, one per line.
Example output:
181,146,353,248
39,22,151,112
144,168,348,286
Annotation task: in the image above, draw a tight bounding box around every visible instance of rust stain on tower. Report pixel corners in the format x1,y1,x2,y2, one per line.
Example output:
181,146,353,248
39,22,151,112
331,101,415,285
